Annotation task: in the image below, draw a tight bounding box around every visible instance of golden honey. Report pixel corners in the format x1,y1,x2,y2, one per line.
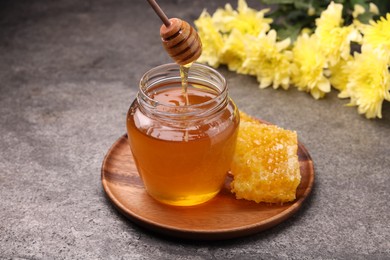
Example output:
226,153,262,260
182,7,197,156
126,63,239,206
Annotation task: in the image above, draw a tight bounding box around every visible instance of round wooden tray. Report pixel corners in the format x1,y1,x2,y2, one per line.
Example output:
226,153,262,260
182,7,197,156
101,134,314,240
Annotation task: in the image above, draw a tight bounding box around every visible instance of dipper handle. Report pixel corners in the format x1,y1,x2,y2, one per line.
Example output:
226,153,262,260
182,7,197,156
146,0,171,27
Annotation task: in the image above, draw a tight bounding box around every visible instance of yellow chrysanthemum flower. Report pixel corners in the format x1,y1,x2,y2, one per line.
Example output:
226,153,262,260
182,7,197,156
339,47,390,119
329,55,353,92
369,3,379,15
352,4,365,18
316,1,344,30
362,13,390,63
291,33,331,99
212,0,272,36
315,2,361,65
219,29,247,72
319,26,361,65
307,6,316,16
194,10,224,68
193,0,389,119
242,30,292,90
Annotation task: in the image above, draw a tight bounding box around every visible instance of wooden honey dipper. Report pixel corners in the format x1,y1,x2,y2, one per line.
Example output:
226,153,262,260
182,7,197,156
146,0,202,65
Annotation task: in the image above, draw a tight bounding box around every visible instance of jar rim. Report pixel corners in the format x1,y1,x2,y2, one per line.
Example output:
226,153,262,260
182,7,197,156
138,63,228,118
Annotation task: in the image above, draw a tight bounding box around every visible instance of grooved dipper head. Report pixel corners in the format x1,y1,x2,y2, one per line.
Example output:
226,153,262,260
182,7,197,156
160,18,202,65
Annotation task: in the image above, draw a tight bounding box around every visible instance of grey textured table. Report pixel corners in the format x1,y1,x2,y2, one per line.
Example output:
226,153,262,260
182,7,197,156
1,0,389,259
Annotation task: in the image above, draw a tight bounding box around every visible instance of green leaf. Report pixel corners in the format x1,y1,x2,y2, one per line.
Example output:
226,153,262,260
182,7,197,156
294,1,310,10
350,0,367,7
311,1,331,11
357,11,376,23
259,0,295,5
276,23,305,41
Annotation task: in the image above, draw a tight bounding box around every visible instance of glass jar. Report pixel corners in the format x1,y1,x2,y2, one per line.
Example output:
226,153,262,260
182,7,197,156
126,63,239,206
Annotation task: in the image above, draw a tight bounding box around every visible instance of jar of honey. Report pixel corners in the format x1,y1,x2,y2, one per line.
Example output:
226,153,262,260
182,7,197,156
126,63,239,206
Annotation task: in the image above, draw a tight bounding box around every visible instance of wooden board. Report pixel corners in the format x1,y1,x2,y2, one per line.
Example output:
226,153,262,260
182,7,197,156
101,133,314,240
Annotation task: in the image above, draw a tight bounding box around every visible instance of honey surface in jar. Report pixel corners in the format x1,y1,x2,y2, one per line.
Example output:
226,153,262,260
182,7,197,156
127,82,239,206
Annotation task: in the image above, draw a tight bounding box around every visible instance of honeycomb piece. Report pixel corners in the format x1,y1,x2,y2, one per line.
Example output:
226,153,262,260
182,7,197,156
231,111,301,203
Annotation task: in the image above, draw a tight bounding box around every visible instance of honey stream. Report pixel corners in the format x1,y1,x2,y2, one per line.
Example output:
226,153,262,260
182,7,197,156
179,63,192,106
179,63,192,141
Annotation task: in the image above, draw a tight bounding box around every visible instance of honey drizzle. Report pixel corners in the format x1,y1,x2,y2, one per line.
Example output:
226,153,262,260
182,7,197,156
179,63,192,106
179,63,193,142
